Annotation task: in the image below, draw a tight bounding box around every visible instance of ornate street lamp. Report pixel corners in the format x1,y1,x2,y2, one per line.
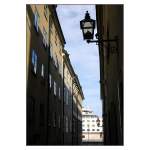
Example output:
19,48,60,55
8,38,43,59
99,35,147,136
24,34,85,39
80,11,118,45
80,11,95,40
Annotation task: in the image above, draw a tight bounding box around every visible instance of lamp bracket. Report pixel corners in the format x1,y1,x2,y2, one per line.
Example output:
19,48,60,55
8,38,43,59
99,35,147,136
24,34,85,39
87,33,118,44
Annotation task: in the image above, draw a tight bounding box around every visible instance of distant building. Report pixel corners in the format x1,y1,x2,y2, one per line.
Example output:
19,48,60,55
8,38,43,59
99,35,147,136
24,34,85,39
82,108,103,142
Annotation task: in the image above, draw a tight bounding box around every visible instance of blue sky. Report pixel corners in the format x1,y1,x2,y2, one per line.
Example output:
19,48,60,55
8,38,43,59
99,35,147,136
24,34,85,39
57,5,102,117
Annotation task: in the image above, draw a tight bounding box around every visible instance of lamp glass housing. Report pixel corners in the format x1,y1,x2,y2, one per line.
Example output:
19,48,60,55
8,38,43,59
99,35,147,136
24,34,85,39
80,11,95,40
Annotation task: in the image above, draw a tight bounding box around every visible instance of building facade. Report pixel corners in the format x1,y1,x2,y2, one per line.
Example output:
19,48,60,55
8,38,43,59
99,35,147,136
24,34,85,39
26,4,84,145
82,108,103,142
96,5,123,145
62,50,84,145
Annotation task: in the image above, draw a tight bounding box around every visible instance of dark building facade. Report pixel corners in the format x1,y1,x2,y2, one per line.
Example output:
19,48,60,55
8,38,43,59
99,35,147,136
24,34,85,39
26,4,84,145
96,5,123,145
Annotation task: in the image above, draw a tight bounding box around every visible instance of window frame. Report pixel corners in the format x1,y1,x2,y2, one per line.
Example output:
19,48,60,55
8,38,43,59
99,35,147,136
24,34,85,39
31,49,37,74
54,81,57,96
41,64,44,78
49,74,52,88
66,116,68,133
59,87,61,99
34,8,39,32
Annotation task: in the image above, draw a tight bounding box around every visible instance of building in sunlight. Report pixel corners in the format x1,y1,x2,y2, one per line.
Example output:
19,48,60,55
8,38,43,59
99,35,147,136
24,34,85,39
26,4,84,145
82,108,103,142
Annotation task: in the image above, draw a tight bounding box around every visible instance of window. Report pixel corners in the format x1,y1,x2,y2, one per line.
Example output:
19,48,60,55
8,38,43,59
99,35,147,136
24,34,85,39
92,129,95,131
34,8,39,32
100,132,102,138
54,81,57,96
87,129,90,131
43,27,47,48
58,61,62,75
68,91,71,105
31,49,37,74
82,129,85,131
97,129,100,131
66,89,68,105
41,64,44,78
49,74,52,88
82,120,85,122
92,124,95,127
53,54,58,68
92,120,95,122
44,5,48,20
59,87,61,99
66,116,68,133
87,120,90,122
64,87,68,104
55,56,58,68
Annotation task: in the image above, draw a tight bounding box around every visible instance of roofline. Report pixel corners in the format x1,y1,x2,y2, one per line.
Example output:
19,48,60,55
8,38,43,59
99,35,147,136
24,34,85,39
49,5,66,45
63,49,84,100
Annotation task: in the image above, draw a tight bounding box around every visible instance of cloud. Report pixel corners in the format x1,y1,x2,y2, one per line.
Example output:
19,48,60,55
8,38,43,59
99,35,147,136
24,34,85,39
57,5,96,45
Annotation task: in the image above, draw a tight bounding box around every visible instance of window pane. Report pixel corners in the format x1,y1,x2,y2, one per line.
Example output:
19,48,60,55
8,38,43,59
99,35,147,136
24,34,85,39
49,74,51,87
41,64,44,77
54,81,56,95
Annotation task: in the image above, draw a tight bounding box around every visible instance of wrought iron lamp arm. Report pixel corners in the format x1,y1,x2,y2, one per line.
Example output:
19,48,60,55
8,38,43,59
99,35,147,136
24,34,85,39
86,33,118,45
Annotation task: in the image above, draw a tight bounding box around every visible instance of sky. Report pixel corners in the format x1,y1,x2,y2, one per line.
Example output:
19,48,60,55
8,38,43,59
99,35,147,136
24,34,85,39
57,5,102,117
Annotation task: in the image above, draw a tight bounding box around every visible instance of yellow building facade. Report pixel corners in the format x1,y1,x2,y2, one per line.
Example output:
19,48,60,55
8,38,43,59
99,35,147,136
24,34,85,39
26,4,84,145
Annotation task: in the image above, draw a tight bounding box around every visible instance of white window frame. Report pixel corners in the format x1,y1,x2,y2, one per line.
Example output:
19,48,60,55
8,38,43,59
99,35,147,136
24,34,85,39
66,116,68,133
41,64,44,77
54,55,58,68
58,61,62,75
54,81,57,96
49,74,52,88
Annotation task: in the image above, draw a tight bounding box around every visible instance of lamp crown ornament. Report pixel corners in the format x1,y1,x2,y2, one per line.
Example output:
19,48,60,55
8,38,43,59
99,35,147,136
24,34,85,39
85,11,90,20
